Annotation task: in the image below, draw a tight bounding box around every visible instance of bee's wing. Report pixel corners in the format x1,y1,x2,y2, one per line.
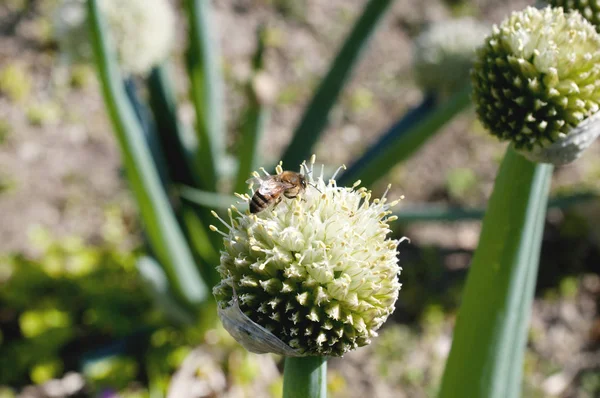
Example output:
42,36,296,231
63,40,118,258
257,178,287,196
245,176,265,191
245,176,261,185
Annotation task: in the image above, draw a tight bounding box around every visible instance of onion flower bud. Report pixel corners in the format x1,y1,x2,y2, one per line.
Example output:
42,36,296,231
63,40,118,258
211,159,404,357
471,6,600,165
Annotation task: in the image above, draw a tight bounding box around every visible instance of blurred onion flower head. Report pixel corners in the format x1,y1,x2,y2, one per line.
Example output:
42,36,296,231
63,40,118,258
211,159,404,357
413,17,489,95
472,6,600,165
54,0,175,76
547,0,600,31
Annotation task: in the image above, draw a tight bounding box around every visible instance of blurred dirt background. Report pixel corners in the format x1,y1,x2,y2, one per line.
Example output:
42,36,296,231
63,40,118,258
1,0,600,397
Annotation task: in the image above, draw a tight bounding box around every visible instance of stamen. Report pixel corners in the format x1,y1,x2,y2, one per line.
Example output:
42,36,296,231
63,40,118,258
211,210,232,230
382,184,391,199
235,192,249,202
228,208,235,227
209,225,228,237
230,205,244,217
330,164,347,181
260,167,270,176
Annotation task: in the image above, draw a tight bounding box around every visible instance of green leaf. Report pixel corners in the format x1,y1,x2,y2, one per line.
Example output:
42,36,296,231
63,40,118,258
185,0,225,190
124,79,169,183
234,26,270,193
281,0,394,169
136,256,196,325
179,186,239,210
393,192,595,223
234,106,269,193
339,85,471,187
147,64,204,187
438,146,553,398
283,356,327,398
87,0,208,307
179,205,221,287
339,94,436,186
146,64,226,274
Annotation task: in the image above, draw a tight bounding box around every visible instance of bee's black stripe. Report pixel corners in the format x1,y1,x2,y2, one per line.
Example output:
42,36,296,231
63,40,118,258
255,191,268,203
250,192,269,213
250,200,261,213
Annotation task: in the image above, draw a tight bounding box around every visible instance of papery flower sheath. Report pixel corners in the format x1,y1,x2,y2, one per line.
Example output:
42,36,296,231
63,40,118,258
211,158,404,357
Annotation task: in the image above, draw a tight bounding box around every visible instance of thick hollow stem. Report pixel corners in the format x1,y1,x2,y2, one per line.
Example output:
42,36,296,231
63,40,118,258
439,146,553,398
283,356,327,398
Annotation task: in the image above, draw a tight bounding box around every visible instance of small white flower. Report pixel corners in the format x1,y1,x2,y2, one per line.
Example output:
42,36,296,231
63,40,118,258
212,158,404,357
54,0,175,76
413,17,489,95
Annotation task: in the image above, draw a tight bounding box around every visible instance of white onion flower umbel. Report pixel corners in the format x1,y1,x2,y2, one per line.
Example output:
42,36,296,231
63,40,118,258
413,17,489,95
471,6,600,165
54,0,175,76
211,159,404,357
548,0,600,31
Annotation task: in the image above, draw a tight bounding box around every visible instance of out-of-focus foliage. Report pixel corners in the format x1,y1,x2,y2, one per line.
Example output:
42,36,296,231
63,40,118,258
0,209,285,396
0,63,32,103
0,210,155,386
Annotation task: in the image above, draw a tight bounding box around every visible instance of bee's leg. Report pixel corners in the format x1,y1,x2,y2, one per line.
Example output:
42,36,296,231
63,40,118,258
284,188,299,199
272,196,283,209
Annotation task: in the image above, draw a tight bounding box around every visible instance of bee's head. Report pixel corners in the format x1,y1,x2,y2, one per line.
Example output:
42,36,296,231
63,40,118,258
299,174,308,189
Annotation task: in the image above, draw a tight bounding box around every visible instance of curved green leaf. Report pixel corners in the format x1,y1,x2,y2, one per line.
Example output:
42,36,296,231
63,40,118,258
88,0,208,307
185,0,225,189
281,0,394,168
147,64,203,188
339,85,471,187
179,186,239,210
234,26,270,194
393,192,595,223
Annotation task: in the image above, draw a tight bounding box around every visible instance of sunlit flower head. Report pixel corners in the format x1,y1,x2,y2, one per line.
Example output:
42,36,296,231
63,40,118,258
547,0,600,31
471,6,600,165
211,158,404,357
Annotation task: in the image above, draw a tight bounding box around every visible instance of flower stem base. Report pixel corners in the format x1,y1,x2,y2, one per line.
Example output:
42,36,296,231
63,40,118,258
283,356,327,398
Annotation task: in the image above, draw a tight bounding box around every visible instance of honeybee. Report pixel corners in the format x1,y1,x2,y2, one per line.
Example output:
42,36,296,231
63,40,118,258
247,171,308,214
